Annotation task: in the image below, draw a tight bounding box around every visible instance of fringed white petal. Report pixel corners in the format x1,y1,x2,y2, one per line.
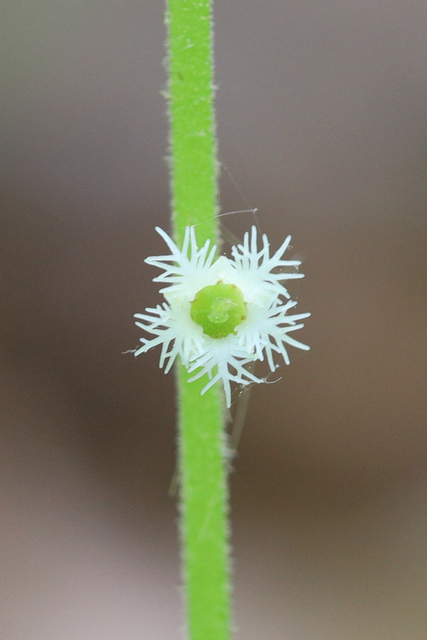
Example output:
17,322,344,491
134,225,310,406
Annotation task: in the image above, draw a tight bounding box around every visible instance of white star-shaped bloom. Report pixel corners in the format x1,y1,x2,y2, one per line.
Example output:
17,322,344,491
134,225,310,406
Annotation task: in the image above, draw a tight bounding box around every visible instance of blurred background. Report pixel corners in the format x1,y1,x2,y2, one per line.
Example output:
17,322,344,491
2,0,427,638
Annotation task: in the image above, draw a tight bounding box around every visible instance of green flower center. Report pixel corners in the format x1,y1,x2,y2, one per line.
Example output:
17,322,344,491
190,281,247,339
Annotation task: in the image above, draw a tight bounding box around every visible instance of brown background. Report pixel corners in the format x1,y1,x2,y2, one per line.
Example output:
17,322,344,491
2,1,427,638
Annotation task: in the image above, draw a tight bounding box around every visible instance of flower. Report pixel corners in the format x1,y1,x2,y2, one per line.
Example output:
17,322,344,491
134,226,310,407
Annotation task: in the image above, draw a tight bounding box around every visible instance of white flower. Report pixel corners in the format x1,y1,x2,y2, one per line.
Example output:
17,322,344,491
134,225,310,407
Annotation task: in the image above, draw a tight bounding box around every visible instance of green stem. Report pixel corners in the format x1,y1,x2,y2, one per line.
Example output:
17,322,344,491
165,1,231,639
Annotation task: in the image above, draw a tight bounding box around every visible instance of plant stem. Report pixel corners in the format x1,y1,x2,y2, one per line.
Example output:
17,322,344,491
165,1,231,639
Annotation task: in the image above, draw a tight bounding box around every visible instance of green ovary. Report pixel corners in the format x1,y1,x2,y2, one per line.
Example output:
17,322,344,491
190,281,247,339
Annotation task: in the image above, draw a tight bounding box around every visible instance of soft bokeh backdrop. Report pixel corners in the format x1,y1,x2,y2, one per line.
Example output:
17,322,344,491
2,1,427,638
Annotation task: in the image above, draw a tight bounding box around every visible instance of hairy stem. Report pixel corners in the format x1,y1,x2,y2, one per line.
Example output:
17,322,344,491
165,1,231,639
